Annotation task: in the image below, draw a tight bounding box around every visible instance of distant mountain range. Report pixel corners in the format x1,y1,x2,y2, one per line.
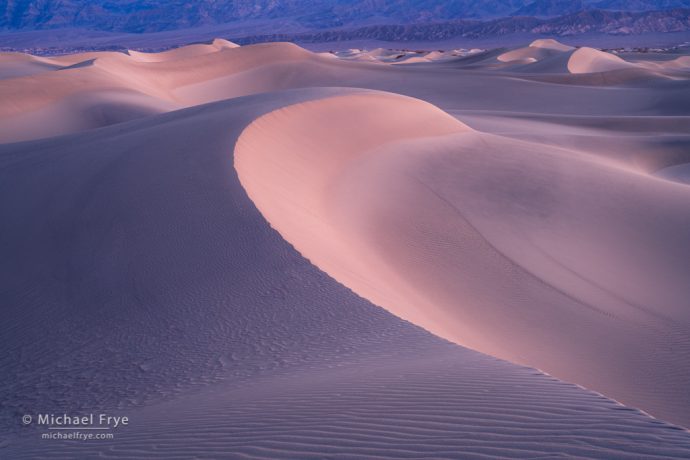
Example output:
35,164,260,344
235,9,690,44
515,0,690,17
2,0,690,33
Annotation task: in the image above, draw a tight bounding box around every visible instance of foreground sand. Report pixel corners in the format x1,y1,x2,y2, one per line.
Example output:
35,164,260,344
1,39,690,457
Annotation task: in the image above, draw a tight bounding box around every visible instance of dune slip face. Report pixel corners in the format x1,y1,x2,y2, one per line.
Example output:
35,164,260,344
235,88,690,430
2,39,690,458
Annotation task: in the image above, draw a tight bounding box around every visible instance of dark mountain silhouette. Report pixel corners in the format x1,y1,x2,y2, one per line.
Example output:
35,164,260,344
2,0,690,33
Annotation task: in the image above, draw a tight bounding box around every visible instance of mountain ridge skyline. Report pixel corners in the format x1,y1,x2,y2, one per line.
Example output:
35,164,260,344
2,0,690,34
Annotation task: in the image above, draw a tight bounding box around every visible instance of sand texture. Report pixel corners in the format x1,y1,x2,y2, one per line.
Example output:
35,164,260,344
2,39,690,458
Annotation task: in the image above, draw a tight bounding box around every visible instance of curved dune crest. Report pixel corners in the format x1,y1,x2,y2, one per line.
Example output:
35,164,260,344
212,38,240,49
498,39,573,64
0,53,64,79
568,47,637,74
638,55,690,72
127,38,239,62
235,91,471,333
235,91,690,427
127,44,219,62
530,38,575,52
0,89,176,142
497,47,546,63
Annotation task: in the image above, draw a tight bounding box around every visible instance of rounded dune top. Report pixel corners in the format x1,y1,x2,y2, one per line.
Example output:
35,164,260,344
498,39,573,64
366,48,389,57
568,47,637,74
0,52,58,65
234,90,472,217
0,52,65,79
672,56,690,68
643,55,690,71
394,55,431,65
236,91,472,190
128,44,217,62
530,39,574,52
498,47,545,63
212,38,240,49
48,50,129,66
235,89,472,341
127,38,239,63
422,50,460,63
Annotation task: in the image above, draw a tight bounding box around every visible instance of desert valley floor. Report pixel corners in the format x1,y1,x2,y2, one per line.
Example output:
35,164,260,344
2,38,690,458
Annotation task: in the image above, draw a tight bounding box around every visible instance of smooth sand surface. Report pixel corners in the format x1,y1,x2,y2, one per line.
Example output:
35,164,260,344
567,46,639,73
237,92,690,429
497,39,572,63
2,39,690,457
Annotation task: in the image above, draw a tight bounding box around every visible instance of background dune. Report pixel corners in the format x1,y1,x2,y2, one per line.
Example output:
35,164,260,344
497,39,574,64
2,39,689,142
567,46,639,73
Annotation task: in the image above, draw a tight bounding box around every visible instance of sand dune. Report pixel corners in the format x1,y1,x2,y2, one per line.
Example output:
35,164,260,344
235,93,472,334
127,38,238,62
4,39,685,143
489,41,688,80
0,41,331,143
235,90,690,427
0,53,64,79
530,38,575,52
3,39,690,457
0,41,312,142
497,39,571,63
0,89,176,141
568,46,639,73
637,55,690,72
3,86,690,458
